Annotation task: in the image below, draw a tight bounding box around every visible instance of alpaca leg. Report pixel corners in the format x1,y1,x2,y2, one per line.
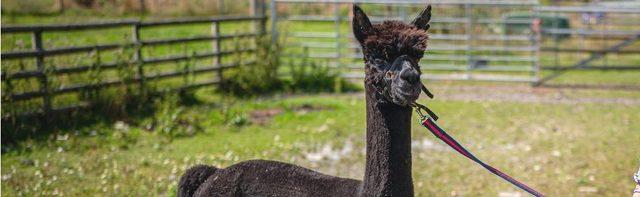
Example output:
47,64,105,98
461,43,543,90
178,165,219,197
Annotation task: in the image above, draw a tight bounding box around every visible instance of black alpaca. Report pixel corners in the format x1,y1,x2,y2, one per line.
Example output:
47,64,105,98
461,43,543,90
178,4,432,196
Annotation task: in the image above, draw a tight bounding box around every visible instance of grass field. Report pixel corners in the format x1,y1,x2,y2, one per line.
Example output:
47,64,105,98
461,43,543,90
2,82,640,196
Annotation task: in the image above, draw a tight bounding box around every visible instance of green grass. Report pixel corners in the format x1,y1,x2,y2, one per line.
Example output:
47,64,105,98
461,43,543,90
2,85,640,196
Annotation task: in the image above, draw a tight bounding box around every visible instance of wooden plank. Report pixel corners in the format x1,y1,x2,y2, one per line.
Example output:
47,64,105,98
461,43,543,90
140,33,258,46
143,48,255,64
1,16,265,33
55,63,243,94
2,48,254,80
1,33,258,59
7,62,251,101
1,20,137,33
1,70,45,79
1,43,128,59
138,16,265,27
2,61,125,80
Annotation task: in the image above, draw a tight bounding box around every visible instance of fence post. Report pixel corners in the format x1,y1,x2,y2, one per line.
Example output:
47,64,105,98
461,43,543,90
465,4,474,80
132,23,145,93
259,0,267,35
270,0,278,46
334,2,341,68
212,21,222,83
218,0,225,15
531,7,541,85
32,30,52,119
250,0,266,34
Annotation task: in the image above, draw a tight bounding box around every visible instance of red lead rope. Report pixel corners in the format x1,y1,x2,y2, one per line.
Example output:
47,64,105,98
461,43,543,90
419,116,545,197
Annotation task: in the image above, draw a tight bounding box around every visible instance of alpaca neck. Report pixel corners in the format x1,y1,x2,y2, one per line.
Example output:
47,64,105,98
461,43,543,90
361,87,414,196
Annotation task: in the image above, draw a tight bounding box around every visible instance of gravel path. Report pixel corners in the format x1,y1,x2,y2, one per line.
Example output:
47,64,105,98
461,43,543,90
431,84,640,105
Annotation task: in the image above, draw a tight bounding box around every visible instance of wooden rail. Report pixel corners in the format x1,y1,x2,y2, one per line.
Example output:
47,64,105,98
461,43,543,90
1,15,267,118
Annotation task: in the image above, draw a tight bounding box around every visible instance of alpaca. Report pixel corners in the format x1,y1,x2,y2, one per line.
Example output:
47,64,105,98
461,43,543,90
178,4,432,196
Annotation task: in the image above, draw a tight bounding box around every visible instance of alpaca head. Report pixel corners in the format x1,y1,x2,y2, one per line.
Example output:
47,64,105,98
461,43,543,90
352,4,431,107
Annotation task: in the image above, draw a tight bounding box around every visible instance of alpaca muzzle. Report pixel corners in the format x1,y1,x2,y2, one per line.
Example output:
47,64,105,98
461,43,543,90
384,55,422,106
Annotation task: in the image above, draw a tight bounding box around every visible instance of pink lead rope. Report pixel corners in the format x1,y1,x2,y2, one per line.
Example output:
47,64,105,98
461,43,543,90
415,106,545,197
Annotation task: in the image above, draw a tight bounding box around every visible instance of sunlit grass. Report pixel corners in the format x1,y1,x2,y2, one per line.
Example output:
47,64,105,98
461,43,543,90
2,86,639,196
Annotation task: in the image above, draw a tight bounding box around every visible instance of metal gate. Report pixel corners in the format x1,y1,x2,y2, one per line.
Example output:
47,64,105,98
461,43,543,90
534,5,640,85
271,0,540,83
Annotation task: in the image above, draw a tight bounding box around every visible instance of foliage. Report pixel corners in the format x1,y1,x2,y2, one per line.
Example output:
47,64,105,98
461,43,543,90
218,36,359,97
218,36,285,97
146,93,204,142
287,48,360,93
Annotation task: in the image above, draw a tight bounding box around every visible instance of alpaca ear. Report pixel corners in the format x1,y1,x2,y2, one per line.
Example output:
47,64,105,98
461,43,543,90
411,5,432,31
352,4,373,44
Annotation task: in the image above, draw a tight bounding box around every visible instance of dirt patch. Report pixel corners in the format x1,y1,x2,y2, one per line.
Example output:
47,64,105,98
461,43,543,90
432,84,640,105
249,104,331,125
249,108,284,125
292,104,331,115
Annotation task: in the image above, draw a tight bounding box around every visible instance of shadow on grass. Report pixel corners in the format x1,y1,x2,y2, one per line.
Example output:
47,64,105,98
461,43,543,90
0,88,209,152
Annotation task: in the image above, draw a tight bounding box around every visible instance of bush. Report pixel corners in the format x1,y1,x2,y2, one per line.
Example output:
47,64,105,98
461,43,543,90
219,36,359,97
218,36,285,97
286,48,360,93
146,94,204,142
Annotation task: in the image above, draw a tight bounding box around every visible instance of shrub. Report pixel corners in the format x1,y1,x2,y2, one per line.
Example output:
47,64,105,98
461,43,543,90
218,36,285,97
219,35,359,97
147,94,204,142
286,48,360,93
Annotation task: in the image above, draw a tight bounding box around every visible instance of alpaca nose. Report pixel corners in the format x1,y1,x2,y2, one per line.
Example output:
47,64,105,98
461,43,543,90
400,64,420,84
392,55,421,84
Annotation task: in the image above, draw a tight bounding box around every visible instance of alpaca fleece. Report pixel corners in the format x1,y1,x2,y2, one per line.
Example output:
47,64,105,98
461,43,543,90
363,21,429,61
180,160,361,196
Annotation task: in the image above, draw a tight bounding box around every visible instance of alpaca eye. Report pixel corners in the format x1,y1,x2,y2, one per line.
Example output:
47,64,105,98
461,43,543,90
373,59,386,66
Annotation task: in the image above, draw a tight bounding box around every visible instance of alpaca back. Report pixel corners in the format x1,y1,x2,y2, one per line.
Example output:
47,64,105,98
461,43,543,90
181,160,361,197
178,165,220,197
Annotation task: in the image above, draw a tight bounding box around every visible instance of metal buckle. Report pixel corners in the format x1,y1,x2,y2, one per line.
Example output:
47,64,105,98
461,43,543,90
413,102,438,121
414,105,427,120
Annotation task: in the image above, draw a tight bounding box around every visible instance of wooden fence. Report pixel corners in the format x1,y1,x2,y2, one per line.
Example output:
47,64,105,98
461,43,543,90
1,14,267,119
